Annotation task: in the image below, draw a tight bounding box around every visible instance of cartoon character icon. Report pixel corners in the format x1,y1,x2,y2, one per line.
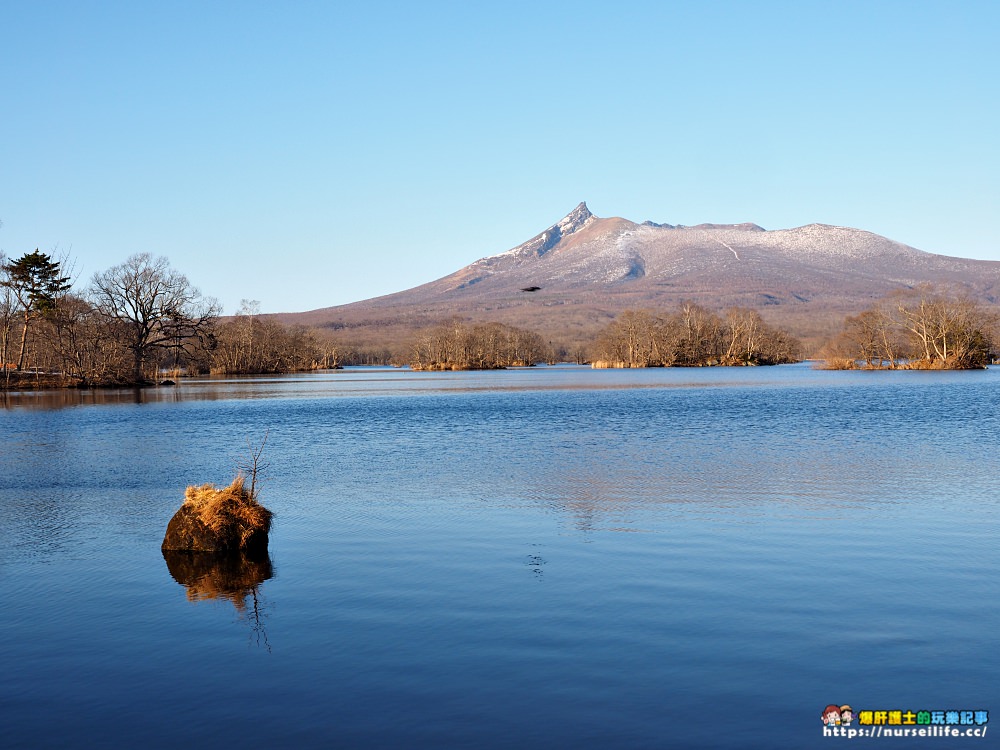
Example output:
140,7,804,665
823,704,842,726
840,705,854,726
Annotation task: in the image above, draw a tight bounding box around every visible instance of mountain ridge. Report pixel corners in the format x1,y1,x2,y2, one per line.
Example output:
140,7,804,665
277,203,1000,355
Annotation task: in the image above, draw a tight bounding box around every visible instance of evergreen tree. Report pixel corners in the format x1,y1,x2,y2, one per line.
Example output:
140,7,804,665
1,250,72,370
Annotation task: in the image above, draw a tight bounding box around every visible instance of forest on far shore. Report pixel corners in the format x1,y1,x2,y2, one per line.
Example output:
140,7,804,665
3,249,997,391
0,250,336,389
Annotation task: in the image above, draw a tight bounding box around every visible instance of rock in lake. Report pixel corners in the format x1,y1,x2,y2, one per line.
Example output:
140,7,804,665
162,476,272,555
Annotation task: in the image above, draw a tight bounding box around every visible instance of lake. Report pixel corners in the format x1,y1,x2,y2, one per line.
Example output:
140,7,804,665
1,364,997,748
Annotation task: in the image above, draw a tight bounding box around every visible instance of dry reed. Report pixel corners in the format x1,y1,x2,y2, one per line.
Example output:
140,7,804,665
183,475,273,548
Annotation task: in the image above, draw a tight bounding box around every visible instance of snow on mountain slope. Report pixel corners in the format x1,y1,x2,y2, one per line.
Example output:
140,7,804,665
283,202,1000,349
425,203,996,301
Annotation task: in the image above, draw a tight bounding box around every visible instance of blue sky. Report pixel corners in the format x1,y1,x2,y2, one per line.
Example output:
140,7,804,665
2,1,997,314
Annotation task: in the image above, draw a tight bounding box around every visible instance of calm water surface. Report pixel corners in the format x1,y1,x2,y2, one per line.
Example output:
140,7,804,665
2,364,998,748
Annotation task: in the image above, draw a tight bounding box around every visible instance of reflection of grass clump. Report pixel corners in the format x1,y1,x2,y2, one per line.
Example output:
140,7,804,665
184,475,273,549
163,550,273,611
161,548,274,650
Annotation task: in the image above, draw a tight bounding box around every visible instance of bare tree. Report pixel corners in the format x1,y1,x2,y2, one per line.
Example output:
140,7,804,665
90,253,220,384
892,286,994,368
676,302,723,365
592,309,674,368
238,298,260,372
410,319,548,370
824,286,995,369
843,307,899,368
211,311,322,375
593,304,799,368
723,308,763,365
237,430,270,500
0,253,15,388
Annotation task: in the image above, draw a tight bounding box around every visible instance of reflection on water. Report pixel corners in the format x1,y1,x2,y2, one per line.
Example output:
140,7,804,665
162,550,274,650
3,363,995,411
1,384,177,410
2,365,999,748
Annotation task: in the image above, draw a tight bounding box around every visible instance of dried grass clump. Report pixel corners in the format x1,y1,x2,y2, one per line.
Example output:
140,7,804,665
816,357,859,370
183,475,273,548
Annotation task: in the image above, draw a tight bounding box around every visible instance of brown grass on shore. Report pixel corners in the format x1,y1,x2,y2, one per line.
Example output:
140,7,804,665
815,357,859,370
184,475,273,548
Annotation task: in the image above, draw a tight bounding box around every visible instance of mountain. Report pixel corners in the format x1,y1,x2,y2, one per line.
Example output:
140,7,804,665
280,203,1000,355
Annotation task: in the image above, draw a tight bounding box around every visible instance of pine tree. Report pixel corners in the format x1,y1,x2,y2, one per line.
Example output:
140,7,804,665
1,250,72,370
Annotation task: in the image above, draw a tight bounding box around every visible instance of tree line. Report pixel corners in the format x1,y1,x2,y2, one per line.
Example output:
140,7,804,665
406,303,801,371
211,299,328,374
5,248,994,386
821,286,996,369
1,250,331,388
410,319,549,370
591,303,800,367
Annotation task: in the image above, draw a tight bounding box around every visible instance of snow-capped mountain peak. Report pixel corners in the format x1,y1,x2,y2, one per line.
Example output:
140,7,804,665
485,201,597,264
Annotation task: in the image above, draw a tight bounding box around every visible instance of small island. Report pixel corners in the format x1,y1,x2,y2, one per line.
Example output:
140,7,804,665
820,286,994,370
589,304,799,368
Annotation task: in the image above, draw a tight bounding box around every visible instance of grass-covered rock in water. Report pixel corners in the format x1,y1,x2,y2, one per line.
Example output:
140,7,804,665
162,475,273,555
